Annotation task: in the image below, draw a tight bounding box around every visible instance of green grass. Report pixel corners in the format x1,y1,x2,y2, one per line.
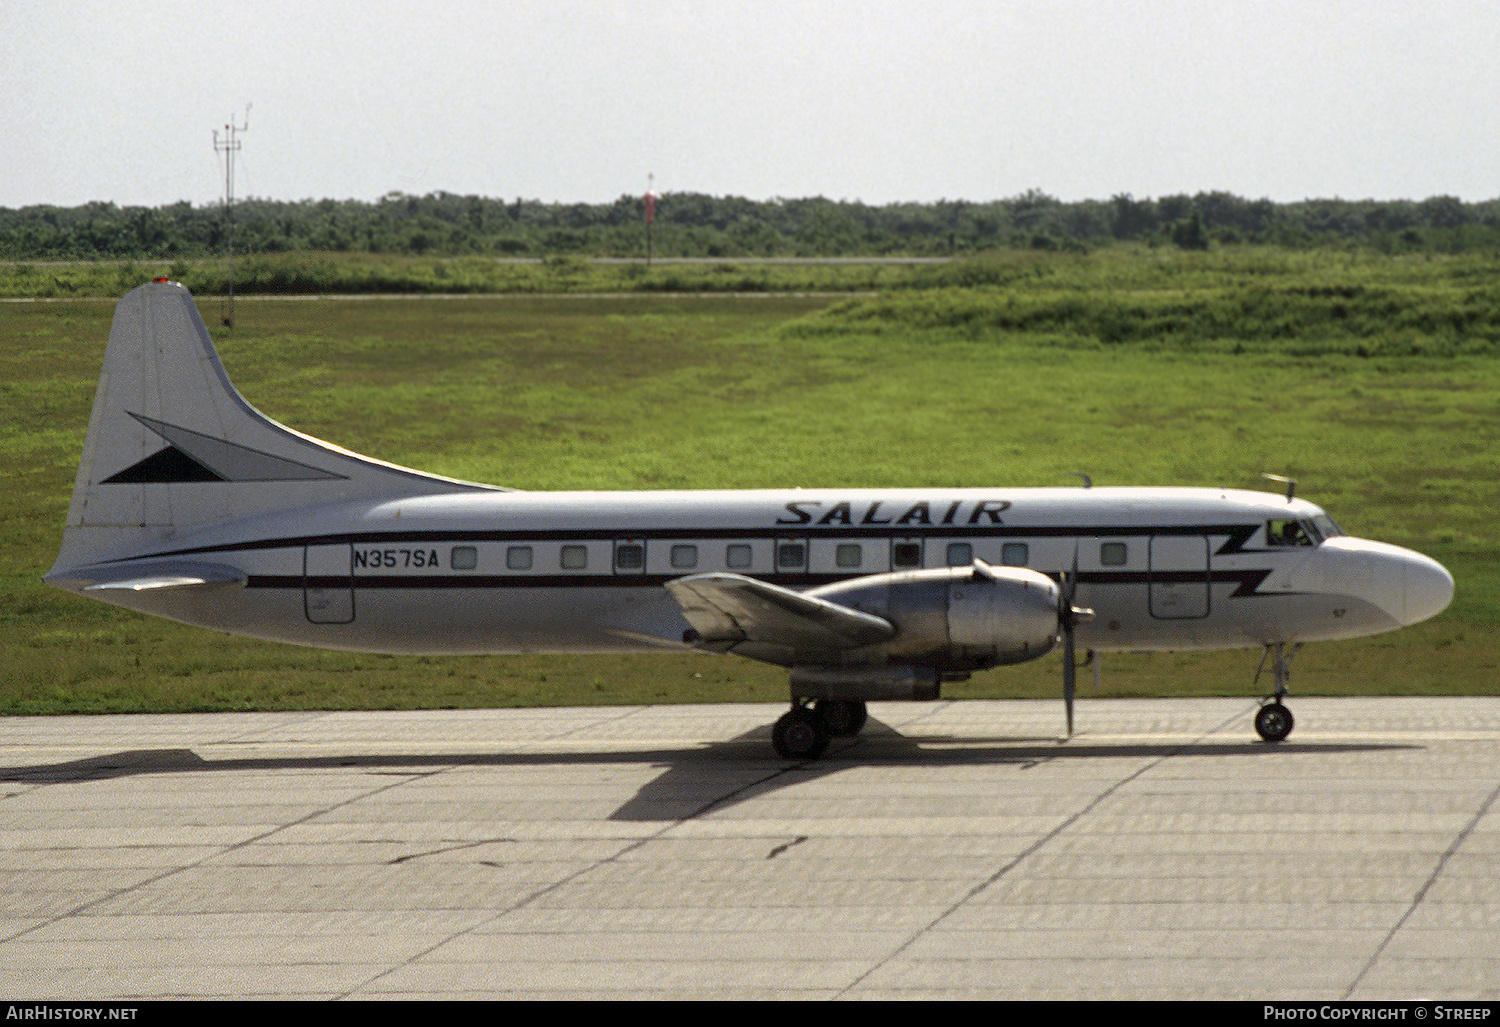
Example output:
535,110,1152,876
0,251,919,299
3,246,1497,715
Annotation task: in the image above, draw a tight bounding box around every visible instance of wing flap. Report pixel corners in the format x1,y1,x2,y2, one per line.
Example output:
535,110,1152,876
664,573,894,661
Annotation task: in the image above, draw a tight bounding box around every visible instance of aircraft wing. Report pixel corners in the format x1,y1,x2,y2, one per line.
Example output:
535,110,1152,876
664,572,895,665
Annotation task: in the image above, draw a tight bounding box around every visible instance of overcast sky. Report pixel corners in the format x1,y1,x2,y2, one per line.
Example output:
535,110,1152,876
4,0,1498,210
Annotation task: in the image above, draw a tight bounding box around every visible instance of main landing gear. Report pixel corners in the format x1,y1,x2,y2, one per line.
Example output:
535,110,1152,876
772,699,868,760
1253,642,1302,743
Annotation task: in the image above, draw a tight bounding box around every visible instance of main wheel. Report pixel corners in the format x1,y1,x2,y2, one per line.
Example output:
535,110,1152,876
815,698,868,737
1254,702,1294,743
773,707,830,760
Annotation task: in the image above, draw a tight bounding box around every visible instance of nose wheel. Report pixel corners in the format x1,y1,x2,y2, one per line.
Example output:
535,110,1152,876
1253,642,1302,743
1254,701,1295,742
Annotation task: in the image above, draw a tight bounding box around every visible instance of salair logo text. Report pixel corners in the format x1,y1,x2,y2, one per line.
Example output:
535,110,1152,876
776,499,1011,527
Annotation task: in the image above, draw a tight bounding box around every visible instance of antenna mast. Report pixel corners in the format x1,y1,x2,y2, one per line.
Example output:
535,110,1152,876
212,105,250,327
644,173,657,269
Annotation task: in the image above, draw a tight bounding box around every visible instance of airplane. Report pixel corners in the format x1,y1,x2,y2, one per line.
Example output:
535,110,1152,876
43,280,1456,759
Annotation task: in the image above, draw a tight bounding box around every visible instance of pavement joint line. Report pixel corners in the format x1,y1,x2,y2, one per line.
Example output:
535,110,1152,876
0,761,451,946
338,753,814,999
1343,773,1500,999
832,701,1254,998
215,709,338,743
540,703,660,742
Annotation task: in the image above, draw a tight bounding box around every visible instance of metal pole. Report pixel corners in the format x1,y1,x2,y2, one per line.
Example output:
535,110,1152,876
646,173,655,270
212,106,249,327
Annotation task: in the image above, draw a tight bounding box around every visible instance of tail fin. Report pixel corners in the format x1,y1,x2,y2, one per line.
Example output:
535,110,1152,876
48,280,496,576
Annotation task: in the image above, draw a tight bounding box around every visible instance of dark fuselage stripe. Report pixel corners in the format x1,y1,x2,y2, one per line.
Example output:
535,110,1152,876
140,522,1266,561
266,567,1276,596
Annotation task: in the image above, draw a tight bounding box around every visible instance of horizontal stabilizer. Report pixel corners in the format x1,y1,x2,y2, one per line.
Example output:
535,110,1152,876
665,572,895,662
54,561,247,592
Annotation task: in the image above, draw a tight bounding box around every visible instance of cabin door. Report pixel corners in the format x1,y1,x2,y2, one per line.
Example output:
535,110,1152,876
1149,534,1210,619
304,543,354,624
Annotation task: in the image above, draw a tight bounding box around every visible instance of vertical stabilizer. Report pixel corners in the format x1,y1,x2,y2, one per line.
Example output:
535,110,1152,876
48,281,494,576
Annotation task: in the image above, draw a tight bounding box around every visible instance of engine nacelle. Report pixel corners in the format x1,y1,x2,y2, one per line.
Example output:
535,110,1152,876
806,562,1061,672
945,566,1061,665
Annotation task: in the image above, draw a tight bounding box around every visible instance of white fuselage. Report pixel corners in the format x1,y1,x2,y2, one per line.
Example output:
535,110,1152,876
69,485,1454,659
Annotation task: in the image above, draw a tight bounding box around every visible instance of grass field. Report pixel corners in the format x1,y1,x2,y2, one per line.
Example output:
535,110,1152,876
0,251,919,300
3,246,1496,716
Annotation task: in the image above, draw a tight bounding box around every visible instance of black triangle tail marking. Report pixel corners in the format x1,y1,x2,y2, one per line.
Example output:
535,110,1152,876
103,447,226,484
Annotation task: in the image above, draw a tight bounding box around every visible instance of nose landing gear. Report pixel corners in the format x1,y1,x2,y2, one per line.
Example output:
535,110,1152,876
1253,642,1302,742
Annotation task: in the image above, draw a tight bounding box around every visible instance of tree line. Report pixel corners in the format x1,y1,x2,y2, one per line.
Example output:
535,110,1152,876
3,189,1498,260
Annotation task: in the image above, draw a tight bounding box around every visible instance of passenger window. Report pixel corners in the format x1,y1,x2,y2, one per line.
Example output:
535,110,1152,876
892,542,921,568
836,543,862,568
670,544,698,569
777,543,805,569
615,544,644,570
726,544,753,569
946,542,972,566
506,546,533,570
451,545,478,571
1001,542,1028,566
560,545,588,570
1100,542,1128,566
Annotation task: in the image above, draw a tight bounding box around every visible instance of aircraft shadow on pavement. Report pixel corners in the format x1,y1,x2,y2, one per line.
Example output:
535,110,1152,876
0,718,1418,823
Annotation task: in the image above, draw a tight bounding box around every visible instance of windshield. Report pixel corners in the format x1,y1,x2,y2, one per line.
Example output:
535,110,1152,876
1267,519,1313,547
1310,514,1344,542
1266,514,1344,547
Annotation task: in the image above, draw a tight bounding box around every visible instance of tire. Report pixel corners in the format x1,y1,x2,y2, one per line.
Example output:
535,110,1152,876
1254,702,1294,743
815,698,868,737
773,707,829,760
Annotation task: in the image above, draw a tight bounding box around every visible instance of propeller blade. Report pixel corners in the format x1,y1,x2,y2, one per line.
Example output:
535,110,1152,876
1057,545,1092,740
1063,620,1075,737
1059,547,1078,738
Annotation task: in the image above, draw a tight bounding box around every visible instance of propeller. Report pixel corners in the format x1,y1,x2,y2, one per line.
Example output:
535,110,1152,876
1058,546,1095,738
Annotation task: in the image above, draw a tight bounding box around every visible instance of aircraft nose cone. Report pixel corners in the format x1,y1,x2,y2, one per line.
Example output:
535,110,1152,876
1403,550,1455,625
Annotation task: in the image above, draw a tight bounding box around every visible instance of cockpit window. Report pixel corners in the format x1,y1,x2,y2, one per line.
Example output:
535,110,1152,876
1271,515,1346,547
1311,514,1344,540
1267,519,1314,547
